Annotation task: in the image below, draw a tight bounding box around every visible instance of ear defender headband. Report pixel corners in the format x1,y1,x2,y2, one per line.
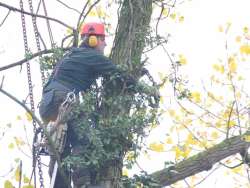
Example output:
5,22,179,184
88,26,98,47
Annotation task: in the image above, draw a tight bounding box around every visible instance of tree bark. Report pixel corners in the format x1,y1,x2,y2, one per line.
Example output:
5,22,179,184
150,132,250,187
97,0,153,187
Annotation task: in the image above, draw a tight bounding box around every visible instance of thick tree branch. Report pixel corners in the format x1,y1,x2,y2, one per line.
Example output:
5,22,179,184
151,133,250,186
0,2,74,30
0,48,70,72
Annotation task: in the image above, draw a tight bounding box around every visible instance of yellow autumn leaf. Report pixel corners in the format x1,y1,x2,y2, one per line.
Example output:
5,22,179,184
182,145,191,158
228,57,237,73
23,175,30,183
237,76,244,81
126,152,135,161
170,13,176,20
158,71,165,81
241,57,246,62
165,137,173,144
22,185,34,188
159,96,164,104
235,92,241,99
179,54,187,65
235,36,241,43
179,16,184,22
15,167,20,182
168,109,176,117
197,140,208,148
242,135,250,142
149,142,165,152
16,115,22,121
212,64,225,74
173,146,182,159
207,91,215,98
25,112,32,122
218,25,223,32
190,91,201,103
211,131,219,139
173,145,190,159
122,168,129,177
89,10,96,17
14,137,25,146
162,8,169,16
243,26,249,34
228,120,236,128
4,180,13,188
66,28,72,34
240,44,250,55
96,6,106,17
232,166,243,174
186,134,196,145
8,143,15,149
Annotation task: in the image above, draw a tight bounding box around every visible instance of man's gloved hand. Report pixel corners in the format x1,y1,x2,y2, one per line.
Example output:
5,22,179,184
123,74,137,88
141,67,149,76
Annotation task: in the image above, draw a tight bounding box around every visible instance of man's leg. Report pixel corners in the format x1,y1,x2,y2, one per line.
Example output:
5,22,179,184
48,133,71,188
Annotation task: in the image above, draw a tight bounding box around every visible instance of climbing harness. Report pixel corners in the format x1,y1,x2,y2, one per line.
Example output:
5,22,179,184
47,92,76,188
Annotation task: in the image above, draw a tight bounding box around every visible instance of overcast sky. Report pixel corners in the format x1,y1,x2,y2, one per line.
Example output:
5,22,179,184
1,0,250,187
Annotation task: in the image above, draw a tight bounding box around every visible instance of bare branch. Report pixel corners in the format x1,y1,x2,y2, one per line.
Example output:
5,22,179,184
0,48,70,72
56,0,81,14
0,2,74,30
0,9,11,27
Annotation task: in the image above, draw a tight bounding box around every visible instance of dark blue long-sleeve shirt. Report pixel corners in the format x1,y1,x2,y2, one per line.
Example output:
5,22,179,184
44,47,117,93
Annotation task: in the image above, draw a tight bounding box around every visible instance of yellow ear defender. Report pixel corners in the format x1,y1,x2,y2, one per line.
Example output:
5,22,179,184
88,35,98,47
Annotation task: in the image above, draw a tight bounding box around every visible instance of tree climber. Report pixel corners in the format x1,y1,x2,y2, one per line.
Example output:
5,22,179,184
39,22,135,188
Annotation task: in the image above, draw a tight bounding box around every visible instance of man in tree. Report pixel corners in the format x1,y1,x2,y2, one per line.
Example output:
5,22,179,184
39,22,135,188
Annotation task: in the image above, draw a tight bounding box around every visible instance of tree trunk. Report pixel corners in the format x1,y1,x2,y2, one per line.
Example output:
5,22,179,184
96,0,153,187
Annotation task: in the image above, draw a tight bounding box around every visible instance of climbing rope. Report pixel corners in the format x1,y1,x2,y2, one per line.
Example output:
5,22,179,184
19,0,44,187
41,0,55,48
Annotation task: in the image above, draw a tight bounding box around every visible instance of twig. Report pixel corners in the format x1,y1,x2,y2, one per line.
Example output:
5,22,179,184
18,160,22,188
56,0,81,14
0,48,70,72
61,34,74,48
0,9,10,27
0,2,74,30
76,0,90,31
77,0,102,32
226,101,235,139
0,76,4,88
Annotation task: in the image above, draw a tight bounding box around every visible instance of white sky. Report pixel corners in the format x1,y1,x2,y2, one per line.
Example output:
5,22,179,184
1,0,250,187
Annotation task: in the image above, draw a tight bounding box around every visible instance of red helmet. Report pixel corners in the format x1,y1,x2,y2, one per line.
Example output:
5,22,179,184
81,22,105,36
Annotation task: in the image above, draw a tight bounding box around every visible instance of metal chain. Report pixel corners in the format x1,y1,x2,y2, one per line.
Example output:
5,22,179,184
26,1,45,187
19,1,44,187
27,0,46,86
